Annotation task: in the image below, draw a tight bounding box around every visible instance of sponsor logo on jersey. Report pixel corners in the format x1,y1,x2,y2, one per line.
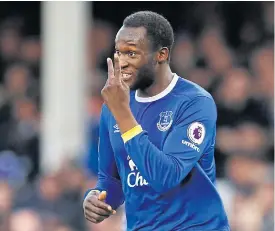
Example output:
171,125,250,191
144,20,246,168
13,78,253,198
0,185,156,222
187,122,206,145
127,155,149,188
113,124,120,133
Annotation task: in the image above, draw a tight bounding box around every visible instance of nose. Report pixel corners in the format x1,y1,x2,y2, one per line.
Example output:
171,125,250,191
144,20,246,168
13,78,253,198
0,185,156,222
118,55,129,69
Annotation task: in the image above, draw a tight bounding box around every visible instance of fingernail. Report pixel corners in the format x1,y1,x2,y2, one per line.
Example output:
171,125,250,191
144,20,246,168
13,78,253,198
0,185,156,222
112,210,116,215
108,206,112,211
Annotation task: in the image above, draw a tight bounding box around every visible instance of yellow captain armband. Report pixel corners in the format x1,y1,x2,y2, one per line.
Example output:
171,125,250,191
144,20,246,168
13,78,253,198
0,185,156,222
121,125,143,143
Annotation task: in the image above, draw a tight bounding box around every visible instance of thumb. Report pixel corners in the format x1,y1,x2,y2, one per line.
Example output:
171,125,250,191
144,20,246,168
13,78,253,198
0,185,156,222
98,190,107,201
98,191,117,215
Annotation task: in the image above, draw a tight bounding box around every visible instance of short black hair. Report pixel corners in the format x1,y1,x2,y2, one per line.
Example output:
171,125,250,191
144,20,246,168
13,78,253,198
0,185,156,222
123,11,174,55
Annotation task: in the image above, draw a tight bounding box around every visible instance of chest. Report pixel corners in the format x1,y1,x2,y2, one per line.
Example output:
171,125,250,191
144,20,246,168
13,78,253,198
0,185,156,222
107,102,179,157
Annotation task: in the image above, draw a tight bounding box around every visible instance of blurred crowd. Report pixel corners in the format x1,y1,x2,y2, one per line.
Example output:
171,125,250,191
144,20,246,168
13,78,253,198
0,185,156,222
0,2,273,231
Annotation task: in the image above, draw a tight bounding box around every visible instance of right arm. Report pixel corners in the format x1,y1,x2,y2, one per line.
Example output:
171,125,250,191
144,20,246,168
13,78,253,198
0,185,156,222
84,105,124,210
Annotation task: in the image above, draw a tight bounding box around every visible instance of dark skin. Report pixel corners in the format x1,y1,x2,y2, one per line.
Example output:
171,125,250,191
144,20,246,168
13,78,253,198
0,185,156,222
103,26,173,133
84,26,174,224
84,191,114,223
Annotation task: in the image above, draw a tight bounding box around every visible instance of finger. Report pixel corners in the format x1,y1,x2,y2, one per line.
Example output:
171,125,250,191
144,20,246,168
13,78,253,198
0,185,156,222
88,197,112,212
121,79,129,89
98,191,107,201
85,205,111,217
85,212,97,222
85,204,116,217
98,192,117,214
85,209,109,220
107,57,115,79
114,53,121,81
85,216,98,224
85,212,105,223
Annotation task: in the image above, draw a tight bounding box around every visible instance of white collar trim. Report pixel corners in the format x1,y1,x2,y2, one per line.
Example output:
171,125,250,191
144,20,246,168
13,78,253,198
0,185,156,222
135,73,179,103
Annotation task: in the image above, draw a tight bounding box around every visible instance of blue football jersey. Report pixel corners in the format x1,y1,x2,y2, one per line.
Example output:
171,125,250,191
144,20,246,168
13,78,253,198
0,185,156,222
86,74,230,231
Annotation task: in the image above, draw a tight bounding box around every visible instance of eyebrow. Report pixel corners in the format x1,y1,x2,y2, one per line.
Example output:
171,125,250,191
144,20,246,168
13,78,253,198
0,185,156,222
115,43,138,50
115,38,138,45
126,41,137,46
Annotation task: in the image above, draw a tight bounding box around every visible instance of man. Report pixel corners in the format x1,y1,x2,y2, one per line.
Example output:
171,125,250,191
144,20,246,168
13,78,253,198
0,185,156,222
83,11,230,231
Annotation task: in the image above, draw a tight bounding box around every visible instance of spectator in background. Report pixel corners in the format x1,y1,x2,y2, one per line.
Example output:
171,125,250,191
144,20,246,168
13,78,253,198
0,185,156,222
0,63,40,182
0,151,29,189
19,37,41,79
88,20,116,69
0,63,37,126
3,63,38,99
9,209,43,231
250,46,274,122
198,27,234,77
0,18,23,81
0,182,13,231
214,67,270,127
262,2,274,39
218,155,274,231
14,165,86,231
171,33,196,76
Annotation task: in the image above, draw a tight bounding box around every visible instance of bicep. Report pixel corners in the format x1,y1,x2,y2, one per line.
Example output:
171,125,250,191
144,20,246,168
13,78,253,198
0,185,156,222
163,97,216,172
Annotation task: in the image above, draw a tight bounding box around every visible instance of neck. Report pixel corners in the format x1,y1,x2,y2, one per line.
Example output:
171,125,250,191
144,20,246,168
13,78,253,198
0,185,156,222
138,64,173,97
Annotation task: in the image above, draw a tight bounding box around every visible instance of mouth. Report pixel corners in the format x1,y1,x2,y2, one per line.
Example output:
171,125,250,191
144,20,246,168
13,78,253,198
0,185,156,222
122,73,133,81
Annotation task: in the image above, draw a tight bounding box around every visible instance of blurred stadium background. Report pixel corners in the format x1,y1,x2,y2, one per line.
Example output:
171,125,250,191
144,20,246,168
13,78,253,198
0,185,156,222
0,1,273,231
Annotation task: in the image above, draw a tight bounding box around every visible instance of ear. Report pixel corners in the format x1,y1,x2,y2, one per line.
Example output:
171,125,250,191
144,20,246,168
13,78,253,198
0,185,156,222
156,47,169,64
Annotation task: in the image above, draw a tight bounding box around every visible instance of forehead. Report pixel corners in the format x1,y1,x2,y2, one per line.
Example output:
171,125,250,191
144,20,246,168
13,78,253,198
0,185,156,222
115,26,149,49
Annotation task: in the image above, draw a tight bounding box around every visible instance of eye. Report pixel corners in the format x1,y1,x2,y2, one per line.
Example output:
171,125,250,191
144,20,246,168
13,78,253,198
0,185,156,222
128,51,137,57
115,50,121,56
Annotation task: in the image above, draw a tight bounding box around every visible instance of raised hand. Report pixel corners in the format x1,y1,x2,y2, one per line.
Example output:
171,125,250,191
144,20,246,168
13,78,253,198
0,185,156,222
101,54,130,117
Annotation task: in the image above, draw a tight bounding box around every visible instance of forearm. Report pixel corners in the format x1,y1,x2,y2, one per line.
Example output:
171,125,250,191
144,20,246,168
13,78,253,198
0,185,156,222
123,130,192,193
113,109,190,193
113,106,138,134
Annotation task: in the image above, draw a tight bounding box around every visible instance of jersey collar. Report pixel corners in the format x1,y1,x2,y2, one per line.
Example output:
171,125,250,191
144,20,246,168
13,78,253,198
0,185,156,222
135,73,179,103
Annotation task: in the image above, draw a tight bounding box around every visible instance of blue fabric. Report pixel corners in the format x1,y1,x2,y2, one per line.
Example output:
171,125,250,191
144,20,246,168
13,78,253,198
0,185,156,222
84,76,230,231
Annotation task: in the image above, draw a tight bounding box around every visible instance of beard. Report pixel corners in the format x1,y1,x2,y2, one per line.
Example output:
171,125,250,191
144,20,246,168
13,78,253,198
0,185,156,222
130,60,156,91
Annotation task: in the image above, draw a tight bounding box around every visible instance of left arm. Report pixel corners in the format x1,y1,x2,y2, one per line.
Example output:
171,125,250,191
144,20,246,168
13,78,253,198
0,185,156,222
117,96,217,193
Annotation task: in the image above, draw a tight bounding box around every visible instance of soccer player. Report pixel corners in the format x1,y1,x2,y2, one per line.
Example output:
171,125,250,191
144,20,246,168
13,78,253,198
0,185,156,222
83,11,230,231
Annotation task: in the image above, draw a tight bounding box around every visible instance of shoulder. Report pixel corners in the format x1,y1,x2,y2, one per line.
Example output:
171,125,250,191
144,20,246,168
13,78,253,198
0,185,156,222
172,75,217,123
172,75,214,103
129,90,136,102
172,75,216,110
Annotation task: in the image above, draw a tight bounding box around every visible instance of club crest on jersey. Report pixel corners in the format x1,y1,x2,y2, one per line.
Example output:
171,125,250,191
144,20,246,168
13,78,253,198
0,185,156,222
187,122,206,145
157,111,173,132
